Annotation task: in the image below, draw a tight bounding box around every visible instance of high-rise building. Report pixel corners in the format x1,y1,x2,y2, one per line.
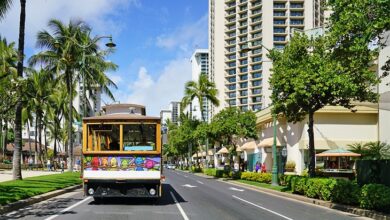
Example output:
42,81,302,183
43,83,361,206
169,101,181,124
185,49,211,122
209,0,324,113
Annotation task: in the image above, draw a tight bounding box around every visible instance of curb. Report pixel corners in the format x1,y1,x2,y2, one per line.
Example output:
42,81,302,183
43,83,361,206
189,171,389,220
226,180,390,220
0,184,82,215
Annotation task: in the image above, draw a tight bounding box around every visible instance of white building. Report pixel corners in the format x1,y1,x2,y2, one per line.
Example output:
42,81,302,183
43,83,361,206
160,110,172,145
378,31,390,143
209,0,324,113
183,49,212,122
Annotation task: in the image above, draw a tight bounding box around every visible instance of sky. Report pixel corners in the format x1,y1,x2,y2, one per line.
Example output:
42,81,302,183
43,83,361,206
0,0,208,116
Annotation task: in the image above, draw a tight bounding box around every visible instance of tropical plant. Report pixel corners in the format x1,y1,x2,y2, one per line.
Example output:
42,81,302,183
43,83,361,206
268,33,379,177
0,0,27,180
350,141,390,160
181,73,219,166
29,19,117,171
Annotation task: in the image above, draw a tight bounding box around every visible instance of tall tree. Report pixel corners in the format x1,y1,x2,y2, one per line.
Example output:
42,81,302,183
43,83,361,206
182,74,219,166
268,33,378,177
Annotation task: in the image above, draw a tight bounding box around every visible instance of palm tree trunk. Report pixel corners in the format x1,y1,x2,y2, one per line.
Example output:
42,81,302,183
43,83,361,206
67,70,74,172
12,0,26,180
34,116,38,164
27,121,32,157
38,116,43,165
308,111,316,177
0,120,3,158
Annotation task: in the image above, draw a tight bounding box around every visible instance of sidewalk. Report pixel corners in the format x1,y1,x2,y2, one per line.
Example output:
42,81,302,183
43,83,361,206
0,170,62,182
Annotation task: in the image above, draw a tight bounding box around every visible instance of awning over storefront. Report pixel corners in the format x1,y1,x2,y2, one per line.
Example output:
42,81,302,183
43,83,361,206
258,137,285,148
316,149,361,157
216,147,229,154
192,150,214,158
240,141,258,150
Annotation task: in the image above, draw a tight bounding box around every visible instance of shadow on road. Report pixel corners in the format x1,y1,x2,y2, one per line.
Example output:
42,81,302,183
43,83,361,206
0,197,82,220
89,183,187,206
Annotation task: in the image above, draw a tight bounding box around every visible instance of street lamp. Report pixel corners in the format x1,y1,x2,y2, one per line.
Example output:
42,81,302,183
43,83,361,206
241,43,279,185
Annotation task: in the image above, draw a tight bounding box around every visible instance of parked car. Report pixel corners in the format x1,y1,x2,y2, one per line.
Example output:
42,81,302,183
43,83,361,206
167,164,176,170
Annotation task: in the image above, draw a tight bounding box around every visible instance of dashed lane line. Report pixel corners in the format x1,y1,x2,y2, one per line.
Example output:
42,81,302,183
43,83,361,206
232,195,293,220
44,196,92,220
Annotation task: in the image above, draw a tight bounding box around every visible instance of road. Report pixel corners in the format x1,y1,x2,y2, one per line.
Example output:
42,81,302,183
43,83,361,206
1,169,371,220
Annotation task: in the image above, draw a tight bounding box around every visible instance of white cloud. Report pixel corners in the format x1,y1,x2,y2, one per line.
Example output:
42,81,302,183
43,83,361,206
123,58,192,116
106,73,123,85
0,0,137,47
155,13,208,53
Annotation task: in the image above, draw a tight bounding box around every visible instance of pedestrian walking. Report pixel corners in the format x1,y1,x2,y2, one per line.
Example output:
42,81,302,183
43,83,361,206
255,162,260,173
47,159,51,171
261,163,266,173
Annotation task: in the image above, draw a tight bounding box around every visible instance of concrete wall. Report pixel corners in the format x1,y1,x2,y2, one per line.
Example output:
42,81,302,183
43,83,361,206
379,31,390,143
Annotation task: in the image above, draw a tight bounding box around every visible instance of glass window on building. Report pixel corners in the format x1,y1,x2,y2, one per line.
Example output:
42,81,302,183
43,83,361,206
240,36,248,42
229,100,236,106
240,28,248,34
252,64,262,70
291,11,303,16
274,27,285,33
241,98,248,104
228,92,236,98
252,16,261,23
240,52,248,57
274,44,285,50
290,19,304,25
274,36,286,42
240,90,248,96
228,54,236,60
227,84,236,90
252,88,261,94
240,67,248,73
274,19,286,25
228,77,236,83
252,56,262,62
253,48,262,54
290,3,303,8
240,21,248,26
228,69,236,75
274,3,285,8
240,74,248,80
241,106,248,111
252,9,261,15
252,96,262,103
252,104,262,111
240,82,248,88
252,33,262,38
240,59,248,65
228,62,236,67
252,80,262,87
252,72,262,78
274,11,286,16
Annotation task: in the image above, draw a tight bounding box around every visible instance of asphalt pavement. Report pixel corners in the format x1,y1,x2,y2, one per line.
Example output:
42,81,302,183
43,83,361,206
0,169,372,220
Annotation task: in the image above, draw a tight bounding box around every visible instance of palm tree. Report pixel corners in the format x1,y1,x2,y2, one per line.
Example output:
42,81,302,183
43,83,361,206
30,19,117,171
0,0,27,180
181,73,219,167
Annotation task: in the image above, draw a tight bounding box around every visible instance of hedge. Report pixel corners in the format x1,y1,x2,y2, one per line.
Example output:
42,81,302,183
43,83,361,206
360,184,390,212
240,172,272,184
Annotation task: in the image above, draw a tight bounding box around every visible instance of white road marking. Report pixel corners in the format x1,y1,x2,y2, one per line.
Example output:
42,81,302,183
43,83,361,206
184,175,188,178
44,196,92,220
232,195,293,220
170,191,189,220
182,184,197,188
229,187,244,192
6,211,17,216
196,180,204,185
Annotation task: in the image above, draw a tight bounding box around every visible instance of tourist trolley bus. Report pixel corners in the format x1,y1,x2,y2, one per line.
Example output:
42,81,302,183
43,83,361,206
81,104,163,201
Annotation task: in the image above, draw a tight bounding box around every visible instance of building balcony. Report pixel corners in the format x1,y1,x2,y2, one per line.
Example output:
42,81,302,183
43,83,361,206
251,19,262,26
238,0,248,6
251,2,262,10
225,12,236,19
225,19,236,25
250,11,262,18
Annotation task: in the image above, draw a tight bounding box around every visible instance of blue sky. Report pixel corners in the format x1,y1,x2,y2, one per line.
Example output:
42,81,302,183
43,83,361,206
0,0,208,116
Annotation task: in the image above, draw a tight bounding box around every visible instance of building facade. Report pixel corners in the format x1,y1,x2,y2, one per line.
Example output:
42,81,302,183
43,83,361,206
160,110,172,145
169,101,181,124
184,49,212,122
209,0,324,113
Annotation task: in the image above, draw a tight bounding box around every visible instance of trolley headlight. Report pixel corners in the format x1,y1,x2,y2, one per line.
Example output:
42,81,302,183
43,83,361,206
88,188,94,195
149,188,156,196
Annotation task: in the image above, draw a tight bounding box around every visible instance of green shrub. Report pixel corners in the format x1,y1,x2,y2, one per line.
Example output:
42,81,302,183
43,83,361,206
330,179,360,205
191,166,203,173
240,172,272,184
204,168,217,176
304,178,335,200
291,176,308,195
360,184,390,212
